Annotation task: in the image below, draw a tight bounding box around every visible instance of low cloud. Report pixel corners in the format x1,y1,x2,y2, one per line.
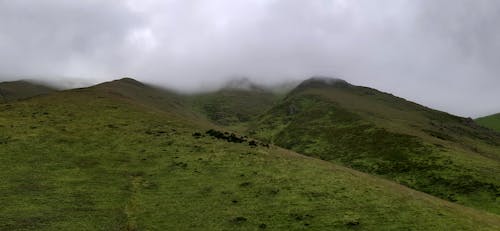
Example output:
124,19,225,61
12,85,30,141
0,0,499,117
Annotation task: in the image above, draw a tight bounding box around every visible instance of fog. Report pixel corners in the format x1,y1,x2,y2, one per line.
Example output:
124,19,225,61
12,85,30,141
0,0,499,117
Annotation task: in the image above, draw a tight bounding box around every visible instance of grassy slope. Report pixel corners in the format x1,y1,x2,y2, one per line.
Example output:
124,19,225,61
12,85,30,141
188,87,280,128
251,78,500,215
92,78,197,118
477,113,500,132
1,81,500,230
0,80,55,103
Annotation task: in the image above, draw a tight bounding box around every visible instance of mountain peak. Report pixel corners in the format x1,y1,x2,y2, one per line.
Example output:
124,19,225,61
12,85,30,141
295,76,351,91
115,77,144,86
95,77,145,89
222,77,263,91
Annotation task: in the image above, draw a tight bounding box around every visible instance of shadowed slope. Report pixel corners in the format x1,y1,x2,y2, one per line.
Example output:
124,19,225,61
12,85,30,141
0,80,56,103
189,86,279,127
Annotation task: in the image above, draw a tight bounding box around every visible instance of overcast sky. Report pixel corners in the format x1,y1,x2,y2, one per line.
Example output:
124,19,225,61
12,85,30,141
0,0,499,117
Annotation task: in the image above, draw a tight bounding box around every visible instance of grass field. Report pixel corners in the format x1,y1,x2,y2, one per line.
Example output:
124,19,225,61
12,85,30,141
1,83,500,230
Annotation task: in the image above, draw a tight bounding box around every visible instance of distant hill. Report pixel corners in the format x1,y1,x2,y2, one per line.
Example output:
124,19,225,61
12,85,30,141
2,77,499,230
0,80,55,103
250,77,500,214
188,80,280,127
477,113,500,132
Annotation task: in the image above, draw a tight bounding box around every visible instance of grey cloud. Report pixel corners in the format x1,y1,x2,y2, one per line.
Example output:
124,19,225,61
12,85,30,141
0,0,499,117
0,0,143,80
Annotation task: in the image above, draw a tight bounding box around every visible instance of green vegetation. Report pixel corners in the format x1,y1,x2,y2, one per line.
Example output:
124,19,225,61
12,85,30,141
189,87,279,127
93,78,196,119
250,78,500,215
0,80,55,103
477,113,500,132
1,78,500,230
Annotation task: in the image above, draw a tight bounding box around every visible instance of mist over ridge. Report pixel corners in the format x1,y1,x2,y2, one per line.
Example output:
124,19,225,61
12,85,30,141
1,0,500,117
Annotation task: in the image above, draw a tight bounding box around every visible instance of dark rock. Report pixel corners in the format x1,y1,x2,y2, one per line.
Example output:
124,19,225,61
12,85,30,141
230,217,247,224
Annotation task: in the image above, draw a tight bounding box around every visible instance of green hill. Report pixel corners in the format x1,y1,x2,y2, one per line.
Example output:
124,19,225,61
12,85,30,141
2,78,499,230
188,82,280,127
477,113,500,132
250,77,500,215
0,80,56,103
93,78,196,117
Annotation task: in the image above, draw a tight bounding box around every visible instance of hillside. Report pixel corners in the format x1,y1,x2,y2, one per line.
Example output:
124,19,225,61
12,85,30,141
250,77,500,214
477,113,500,132
0,80,56,103
1,78,499,230
93,78,189,114
188,82,279,127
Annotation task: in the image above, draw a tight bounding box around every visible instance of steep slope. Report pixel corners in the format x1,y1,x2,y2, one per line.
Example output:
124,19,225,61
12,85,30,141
477,113,500,132
1,79,499,230
251,77,500,214
0,80,56,102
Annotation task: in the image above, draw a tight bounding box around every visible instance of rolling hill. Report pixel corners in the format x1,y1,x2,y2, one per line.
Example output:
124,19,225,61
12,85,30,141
477,113,500,132
249,77,500,214
0,80,56,103
1,78,500,230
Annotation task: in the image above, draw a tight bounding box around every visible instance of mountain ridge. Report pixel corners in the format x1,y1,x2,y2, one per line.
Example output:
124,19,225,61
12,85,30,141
248,76,500,214
0,80,56,103
1,77,499,230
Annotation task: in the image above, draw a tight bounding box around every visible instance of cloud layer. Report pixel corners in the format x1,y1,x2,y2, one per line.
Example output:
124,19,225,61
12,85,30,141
0,0,499,117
